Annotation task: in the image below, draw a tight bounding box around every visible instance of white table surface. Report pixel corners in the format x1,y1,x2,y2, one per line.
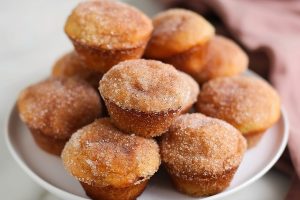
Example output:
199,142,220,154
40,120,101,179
0,0,291,199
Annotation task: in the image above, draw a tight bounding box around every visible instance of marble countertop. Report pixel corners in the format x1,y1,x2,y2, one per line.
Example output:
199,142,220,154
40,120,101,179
0,0,291,199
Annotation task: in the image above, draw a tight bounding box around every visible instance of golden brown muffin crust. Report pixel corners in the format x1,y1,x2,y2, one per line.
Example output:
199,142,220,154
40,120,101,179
62,118,160,188
52,51,103,88
145,9,214,58
65,0,153,50
99,59,190,112
81,180,148,200
105,101,180,137
196,76,281,134
160,114,246,178
18,77,101,139
195,36,248,83
162,42,209,76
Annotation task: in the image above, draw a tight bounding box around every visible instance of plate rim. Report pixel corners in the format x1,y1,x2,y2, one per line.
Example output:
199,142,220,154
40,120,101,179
5,105,89,200
5,103,289,200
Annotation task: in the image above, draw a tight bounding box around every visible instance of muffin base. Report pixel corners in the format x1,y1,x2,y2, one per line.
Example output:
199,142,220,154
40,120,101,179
29,128,68,156
80,180,148,200
168,167,238,197
105,101,180,138
244,130,266,149
73,40,146,74
162,43,209,75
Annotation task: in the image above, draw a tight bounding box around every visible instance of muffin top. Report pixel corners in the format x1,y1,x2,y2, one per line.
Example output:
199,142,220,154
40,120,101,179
99,59,190,112
160,113,246,178
18,77,101,139
65,0,153,50
179,72,200,110
195,36,248,83
196,76,281,134
62,118,160,188
145,9,215,58
52,51,103,88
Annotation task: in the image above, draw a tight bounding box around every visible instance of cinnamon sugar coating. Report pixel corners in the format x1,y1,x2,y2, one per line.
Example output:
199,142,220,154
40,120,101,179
99,59,190,113
144,9,214,58
62,118,160,188
65,0,153,50
179,72,200,113
196,76,281,135
65,0,153,73
18,77,101,140
52,51,103,89
160,114,246,178
194,36,248,84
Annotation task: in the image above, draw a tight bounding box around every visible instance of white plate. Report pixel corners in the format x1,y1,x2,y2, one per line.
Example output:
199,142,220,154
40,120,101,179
5,104,289,200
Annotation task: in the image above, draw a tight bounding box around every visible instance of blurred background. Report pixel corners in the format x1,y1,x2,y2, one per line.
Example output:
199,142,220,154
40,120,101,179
0,0,298,199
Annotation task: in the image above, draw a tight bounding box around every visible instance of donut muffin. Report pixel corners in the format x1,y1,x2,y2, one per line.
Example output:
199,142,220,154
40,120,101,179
160,114,247,197
144,9,214,74
196,76,281,148
194,36,248,84
179,72,200,113
99,59,190,138
52,51,103,89
65,0,153,73
18,77,101,155
62,118,160,200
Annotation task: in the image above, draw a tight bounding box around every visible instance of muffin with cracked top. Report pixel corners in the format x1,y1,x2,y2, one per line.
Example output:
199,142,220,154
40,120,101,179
62,118,160,200
99,59,190,138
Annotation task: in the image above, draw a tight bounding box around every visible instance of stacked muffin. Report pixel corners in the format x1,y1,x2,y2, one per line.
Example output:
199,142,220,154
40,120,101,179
17,0,281,199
